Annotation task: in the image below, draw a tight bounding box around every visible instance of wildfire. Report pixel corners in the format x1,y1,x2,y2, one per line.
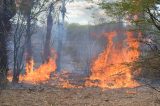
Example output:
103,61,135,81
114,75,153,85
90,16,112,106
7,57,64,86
59,79,77,88
51,71,82,88
85,31,141,89
19,49,57,84
8,31,141,89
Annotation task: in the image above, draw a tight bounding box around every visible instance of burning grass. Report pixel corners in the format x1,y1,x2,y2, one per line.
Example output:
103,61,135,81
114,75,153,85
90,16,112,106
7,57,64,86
19,49,57,84
8,31,142,89
85,31,141,89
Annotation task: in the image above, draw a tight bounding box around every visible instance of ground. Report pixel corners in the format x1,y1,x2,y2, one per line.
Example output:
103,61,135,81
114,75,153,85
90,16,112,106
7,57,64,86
0,85,160,106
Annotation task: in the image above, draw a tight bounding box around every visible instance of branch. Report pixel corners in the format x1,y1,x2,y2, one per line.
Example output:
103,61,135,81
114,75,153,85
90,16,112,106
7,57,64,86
147,8,160,31
145,83,160,93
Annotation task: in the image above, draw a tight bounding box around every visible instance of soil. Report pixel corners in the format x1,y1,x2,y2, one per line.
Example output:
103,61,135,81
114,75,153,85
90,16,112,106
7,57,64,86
0,85,160,106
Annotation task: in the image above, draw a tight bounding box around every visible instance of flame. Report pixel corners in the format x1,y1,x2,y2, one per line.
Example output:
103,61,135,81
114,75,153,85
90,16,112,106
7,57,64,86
20,49,57,84
52,71,82,88
25,59,34,74
59,79,77,88
7,70,13,82
8,31,141,89
85,31,141,89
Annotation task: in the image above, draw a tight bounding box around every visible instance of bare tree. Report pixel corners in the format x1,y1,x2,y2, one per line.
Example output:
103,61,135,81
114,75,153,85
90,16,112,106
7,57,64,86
12,12,26,83
11,0,51,82
19,0,50,72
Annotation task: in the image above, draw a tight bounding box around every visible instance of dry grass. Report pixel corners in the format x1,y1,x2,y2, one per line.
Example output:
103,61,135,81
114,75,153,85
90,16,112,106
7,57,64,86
0,86,160,106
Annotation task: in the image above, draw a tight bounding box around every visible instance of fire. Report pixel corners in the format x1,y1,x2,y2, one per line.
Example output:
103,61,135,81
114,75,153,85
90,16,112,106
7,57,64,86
25,59,34,74
52,71,82,88
59,79,77,88
8,31,141,89
7,70,13,82
20,49,57,84
85,31,141,89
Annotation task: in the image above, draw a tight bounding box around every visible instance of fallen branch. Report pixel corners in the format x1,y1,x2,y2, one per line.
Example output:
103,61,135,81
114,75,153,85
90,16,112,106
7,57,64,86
145,83,160,93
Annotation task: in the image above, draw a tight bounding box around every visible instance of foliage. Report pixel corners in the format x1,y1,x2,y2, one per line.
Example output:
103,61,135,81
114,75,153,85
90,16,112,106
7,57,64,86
133,52,160,79
17,0,50,21
98,0,160,79
99,0,160,31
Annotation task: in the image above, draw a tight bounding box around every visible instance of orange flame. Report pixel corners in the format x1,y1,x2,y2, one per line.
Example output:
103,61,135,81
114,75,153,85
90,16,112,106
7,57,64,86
59,79,77,88
20,49,57,84
85,31,141,89
25,59,34,74
51,71,82,88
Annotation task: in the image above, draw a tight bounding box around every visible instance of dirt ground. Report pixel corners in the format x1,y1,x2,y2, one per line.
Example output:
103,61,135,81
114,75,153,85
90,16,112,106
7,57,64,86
0,85,160,106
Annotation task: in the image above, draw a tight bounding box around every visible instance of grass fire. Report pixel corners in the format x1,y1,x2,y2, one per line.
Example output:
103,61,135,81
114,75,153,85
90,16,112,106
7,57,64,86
0,0,160,106
85,31,141,89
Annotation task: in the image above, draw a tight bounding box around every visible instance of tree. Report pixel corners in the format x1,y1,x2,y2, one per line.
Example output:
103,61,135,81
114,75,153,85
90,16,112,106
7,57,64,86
19,0,50,72
0,0,16,87
12,0,51,83
99,0,160,79
43,1,61,62
43,3,54,62
12,12,26,83
100,0,160,32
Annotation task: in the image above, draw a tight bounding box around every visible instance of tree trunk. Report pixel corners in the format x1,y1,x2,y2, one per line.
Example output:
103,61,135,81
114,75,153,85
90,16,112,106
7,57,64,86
0,0,16,88
0,23,9,87
56,24,63,72
12,15,25,83
25,9,33,73
43,4,53,62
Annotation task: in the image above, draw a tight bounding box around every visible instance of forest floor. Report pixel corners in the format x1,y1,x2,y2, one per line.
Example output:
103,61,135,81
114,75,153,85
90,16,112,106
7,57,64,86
0,84,160,106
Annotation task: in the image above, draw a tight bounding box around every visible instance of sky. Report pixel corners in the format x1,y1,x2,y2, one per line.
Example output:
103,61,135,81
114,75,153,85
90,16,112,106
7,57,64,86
65,0,105,25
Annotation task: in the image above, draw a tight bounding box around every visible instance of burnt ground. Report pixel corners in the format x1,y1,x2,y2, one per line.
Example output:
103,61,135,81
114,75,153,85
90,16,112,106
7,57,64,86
1,73,160,106
0,84,160,106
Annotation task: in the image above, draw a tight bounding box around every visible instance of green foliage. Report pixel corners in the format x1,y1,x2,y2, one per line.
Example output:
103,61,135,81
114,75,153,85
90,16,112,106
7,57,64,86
99,0,160,31
100,0,157,16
